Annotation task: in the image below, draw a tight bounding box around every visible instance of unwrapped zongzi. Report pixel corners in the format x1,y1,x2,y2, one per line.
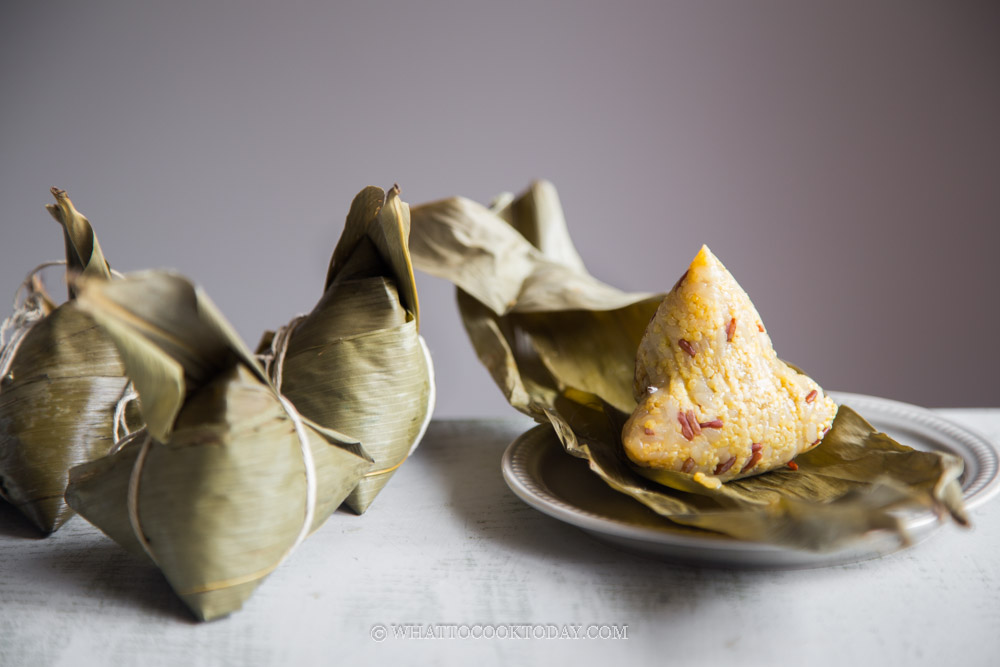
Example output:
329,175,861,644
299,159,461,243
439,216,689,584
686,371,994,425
622,245,838,487
408,180,967,551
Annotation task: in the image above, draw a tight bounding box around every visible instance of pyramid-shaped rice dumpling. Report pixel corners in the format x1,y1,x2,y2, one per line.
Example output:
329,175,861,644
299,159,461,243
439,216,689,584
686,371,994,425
259,185,434,514
622,246,837,488
66,272,372,621
0,188,127,533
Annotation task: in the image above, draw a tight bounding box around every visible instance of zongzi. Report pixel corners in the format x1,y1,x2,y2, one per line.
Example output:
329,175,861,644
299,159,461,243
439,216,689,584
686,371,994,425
65,272,372,621
0,188,127,533
622,245,838,487
259,185,434,514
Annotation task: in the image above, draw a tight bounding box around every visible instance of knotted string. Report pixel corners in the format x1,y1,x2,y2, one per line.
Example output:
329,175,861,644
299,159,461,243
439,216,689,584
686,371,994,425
113,382,140,445
1,260,126,388
257,315,306,393
0,261,66,388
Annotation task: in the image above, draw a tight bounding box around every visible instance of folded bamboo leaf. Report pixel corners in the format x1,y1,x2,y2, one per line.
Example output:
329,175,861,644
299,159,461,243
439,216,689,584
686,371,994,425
411,183,660,415
409,181,968,551
491,180,587,272
66,271,372,621
259,185,434,514
0,188,127,534
45,187,112,294
411,189,655,316
543,397,965,549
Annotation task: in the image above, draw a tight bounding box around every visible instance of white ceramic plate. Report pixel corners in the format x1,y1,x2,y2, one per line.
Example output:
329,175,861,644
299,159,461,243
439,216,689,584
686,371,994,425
501,391,999,568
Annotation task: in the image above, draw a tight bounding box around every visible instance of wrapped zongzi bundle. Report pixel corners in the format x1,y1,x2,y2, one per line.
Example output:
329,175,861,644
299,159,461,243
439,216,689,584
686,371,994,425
622,245,838,488
0,188,127,533
65,272,372,621
258,185,434,514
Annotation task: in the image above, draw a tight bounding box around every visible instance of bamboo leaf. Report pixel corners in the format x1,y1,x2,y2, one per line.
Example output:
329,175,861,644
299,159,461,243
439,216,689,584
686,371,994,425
45,187,111,297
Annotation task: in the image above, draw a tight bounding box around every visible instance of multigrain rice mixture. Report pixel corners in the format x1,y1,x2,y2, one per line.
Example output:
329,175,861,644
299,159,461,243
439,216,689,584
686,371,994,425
622,246,837,489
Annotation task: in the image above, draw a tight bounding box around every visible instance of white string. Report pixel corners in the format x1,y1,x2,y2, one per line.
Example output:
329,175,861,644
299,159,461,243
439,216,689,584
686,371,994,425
279,394,317,553
408,335,436,457
110,429,145,456
252,314,316,555
112,382,140,446
126,433,157,564
0,261,67,387
257,313,316,550
256,315,306,392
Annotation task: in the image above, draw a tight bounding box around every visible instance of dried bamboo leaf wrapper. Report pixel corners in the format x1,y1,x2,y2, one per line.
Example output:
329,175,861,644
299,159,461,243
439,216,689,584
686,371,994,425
296,276,407,340
0,307,125,532
266,185,434,514
511,305,661,414
408,181,969,551
491,180,587,272
410,192,655,316
539,347,967,550
66,272,372,621
410,185,659,417
45,186,112,290
280,316,429,512
546,395,965,534
453,290,546,415
0,188,125,534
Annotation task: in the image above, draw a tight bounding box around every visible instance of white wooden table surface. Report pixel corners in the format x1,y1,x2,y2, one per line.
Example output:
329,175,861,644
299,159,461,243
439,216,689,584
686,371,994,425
1,410,998,667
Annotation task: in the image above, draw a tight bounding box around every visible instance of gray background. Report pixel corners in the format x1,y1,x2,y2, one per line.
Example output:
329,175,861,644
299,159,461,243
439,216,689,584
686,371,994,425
2,1,997,414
